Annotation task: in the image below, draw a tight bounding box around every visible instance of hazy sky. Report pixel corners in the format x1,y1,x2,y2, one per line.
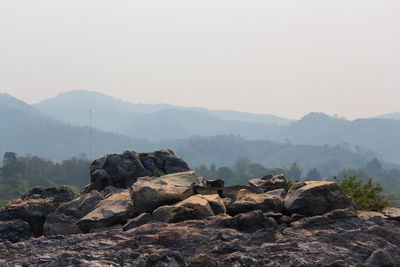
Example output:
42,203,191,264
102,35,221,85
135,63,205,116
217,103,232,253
0,1,399,119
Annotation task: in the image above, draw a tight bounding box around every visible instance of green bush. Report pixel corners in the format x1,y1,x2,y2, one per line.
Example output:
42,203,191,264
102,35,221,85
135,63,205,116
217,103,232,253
334,176,388,211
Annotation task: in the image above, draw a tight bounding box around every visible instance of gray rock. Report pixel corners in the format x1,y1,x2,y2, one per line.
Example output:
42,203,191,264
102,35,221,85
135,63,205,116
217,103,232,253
88,150,190,192
123,213,153,231
0,186,75,237
130,171,204,214
248,174,289,192
284,181,355,216
43,213,81,236
153,194,217,223
1,209,400,266
0,219,32,243
227,189,284,215
77,190,133,233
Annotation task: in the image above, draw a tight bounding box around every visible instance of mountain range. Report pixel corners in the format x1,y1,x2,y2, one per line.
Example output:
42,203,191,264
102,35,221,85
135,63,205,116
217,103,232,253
1,90,399,175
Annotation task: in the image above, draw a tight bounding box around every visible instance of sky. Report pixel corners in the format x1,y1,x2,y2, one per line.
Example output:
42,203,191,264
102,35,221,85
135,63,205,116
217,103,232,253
0,0,399,119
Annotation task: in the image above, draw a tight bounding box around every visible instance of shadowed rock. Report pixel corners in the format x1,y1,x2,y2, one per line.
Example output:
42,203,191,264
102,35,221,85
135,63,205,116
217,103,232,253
88,150,190,192
0,186,75,237
284,181,355,216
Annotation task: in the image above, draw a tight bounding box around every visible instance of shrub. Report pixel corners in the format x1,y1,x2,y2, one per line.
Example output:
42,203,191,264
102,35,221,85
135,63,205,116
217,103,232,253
334,176,388,211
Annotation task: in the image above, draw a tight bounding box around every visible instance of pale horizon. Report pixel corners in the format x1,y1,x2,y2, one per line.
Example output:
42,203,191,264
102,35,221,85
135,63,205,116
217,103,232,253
1,0,399,120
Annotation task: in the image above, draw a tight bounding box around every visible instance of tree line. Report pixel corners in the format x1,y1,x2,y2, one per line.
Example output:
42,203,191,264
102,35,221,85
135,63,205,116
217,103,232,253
0,152,91,206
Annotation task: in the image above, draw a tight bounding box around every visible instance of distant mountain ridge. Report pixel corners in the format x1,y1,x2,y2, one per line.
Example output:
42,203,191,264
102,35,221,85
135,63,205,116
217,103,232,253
0,93,380,175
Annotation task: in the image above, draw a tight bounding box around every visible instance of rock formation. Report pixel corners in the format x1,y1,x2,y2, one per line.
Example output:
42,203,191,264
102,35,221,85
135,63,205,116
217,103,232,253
0,150,399,266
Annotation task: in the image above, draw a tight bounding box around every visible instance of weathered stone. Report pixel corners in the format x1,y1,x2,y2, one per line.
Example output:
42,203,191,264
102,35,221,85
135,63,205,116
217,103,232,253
0,219,32,243
236,210,276,232
43,190,105,236
284,181,355,216
227,189,283,215
153,194,216,223
1,209,400,266
0,186,75,236
265,188,286,198
382,207,400,221
43,213,81,236
205,179,224,188
123,213,153,231
77,190,133,233
88,150,190,192
130,171,204,214
196,194,226,215
248,174,289,192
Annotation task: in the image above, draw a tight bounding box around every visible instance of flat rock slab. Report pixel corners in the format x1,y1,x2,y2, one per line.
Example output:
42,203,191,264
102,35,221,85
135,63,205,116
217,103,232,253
77,190,133,233
382,207,400,221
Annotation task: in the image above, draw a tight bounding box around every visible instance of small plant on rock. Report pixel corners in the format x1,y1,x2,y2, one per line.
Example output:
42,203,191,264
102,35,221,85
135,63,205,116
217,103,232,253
334,176,388,211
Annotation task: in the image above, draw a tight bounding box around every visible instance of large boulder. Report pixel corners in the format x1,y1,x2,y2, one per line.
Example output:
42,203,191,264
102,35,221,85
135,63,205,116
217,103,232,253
88,150,190,192
227,189,284,215
284,181,355,216
77,190,133,233
130,171,204,214
0,186,75,236
248,174,289,193
0,219,32,243
43,190,105,236
153,194,221,223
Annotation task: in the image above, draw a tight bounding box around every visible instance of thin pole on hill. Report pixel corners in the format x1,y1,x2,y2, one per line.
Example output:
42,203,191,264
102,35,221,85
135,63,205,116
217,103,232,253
89,109,92,161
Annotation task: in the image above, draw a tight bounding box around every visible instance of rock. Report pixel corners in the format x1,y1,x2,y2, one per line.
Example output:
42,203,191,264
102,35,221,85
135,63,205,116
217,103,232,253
382,207,400,221
77,190,133,233
205,179,224,188
153,205,197,223
248,174,289,192
123,213,153,231
265,188,287,198
21,186,76,202
153,194,217,223
0,186,75,236
284,181,355,216
2,207,400,266
54,190,105,220
236,210,276,232
88,150,190,192
227,189,283,215
130,171,204,214
196,194,226,215
43,190,105,236
0,219,32,243
43,213,81,236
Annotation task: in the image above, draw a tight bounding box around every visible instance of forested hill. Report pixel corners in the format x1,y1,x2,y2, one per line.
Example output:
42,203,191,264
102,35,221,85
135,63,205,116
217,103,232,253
33,91,400,164
0,93,151,161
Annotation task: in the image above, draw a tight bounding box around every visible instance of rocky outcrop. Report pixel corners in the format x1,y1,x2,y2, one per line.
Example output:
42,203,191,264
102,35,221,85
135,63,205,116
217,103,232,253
43,190,104,236
0,220,32,243
2,208,400,266
227,189,283,215
1,152,399,266
130,171,204,214
248,174,289,193
88,150,190,192
76,190,133,233
284,181,355,216
0,186,75,237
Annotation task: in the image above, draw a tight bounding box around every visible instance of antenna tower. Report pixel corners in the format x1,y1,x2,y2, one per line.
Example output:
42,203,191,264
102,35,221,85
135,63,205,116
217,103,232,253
89,110,92,160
